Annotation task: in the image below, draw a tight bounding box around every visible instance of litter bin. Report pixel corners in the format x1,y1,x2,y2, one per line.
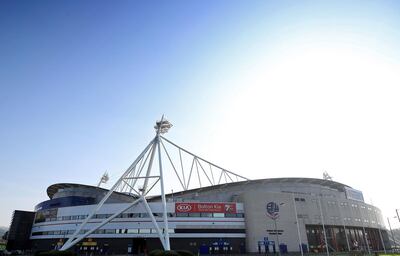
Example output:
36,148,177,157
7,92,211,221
279,244,288,254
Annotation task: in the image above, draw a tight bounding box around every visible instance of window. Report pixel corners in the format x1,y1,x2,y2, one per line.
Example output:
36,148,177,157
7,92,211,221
139,229,151,234
225,213,236,218
127,229,138,234
327,201,337,206
213,213,224,218
200,213,213,217
123,213,139,218
188,213,200,217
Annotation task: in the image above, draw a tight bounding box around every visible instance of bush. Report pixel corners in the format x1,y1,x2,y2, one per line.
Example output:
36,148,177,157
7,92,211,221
176,250,194,256
164,251,179,256
34,250,47,256
149,249,165,256
36,251,76,256
149,249,193,256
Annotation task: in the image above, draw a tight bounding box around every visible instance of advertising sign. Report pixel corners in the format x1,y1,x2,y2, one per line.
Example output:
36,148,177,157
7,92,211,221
345,187,364,202
266,202,280,219
175,202,236,213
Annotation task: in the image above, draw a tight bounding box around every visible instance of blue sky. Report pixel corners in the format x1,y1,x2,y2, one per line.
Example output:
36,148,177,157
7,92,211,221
1,1,400,227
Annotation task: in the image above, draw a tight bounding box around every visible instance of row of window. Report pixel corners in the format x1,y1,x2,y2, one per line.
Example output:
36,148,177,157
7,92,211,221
32,228,175,236
31,227,245,237
350,204,372,210
300,214,380,225
36,212,245,223
304,200,376,211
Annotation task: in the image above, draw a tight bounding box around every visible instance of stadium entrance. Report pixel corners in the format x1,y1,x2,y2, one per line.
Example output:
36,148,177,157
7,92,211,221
130,238,147,255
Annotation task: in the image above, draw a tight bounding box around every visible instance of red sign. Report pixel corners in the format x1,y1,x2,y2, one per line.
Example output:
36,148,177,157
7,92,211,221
175,202,236,213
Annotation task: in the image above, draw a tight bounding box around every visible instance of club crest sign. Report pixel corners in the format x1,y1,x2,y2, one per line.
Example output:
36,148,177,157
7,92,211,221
266,202,280,219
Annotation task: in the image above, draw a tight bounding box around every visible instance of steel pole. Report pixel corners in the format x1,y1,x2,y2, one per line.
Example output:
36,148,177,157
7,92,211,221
157,135,170,250
388,217,397,251
337,201,351,252
318,197,330,256
274,218,280,255
357,205,371,254
377,221,386,253
292,194,304,256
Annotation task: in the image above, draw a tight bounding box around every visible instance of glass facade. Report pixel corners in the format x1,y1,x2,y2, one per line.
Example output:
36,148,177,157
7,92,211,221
306,224,387,252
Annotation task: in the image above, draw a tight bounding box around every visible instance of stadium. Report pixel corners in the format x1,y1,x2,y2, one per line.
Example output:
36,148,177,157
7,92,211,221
7,120,389,254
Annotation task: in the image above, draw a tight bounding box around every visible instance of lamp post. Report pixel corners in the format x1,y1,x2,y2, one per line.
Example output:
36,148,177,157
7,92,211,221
356,204,371,255
292,194,304,256
317,197,330,256
274,217,280,255
267,202,284,255
371,204,386,253
336,201,350,252
396,209,400,224
387,217,397,251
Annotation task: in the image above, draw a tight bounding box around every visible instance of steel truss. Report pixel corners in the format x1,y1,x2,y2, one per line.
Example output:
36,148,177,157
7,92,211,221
60,117,249,251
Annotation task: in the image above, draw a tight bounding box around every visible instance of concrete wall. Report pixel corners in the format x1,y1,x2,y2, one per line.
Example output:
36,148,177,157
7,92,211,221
240,191,306,253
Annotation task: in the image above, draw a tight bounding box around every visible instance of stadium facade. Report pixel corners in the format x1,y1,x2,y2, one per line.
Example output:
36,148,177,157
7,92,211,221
7,120,390,254
20,177,388,254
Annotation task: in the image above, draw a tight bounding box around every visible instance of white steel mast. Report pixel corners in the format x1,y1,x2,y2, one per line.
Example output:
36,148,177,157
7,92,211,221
60,116,248,251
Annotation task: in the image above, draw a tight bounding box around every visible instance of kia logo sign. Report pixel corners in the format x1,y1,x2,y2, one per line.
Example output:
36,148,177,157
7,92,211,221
176,204,192,212
175,202,237,213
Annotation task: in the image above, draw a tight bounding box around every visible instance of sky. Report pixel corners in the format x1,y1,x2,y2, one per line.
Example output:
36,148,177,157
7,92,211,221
1,0,400,228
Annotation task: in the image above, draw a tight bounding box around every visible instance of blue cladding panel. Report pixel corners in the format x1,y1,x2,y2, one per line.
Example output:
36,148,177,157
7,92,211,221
35,196,96,211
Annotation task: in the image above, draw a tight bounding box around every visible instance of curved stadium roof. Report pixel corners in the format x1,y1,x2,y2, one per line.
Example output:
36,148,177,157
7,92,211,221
47,178,350,200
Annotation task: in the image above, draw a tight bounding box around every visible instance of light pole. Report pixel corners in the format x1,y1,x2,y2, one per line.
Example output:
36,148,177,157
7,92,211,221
371,205,386,253
317,197,330,256
274,203,285,255
387,217,397,251
267,202,284,255
357,204,371,255
274,217,280,255
292,194,304,256
396,209,400,224
336,201,350,252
